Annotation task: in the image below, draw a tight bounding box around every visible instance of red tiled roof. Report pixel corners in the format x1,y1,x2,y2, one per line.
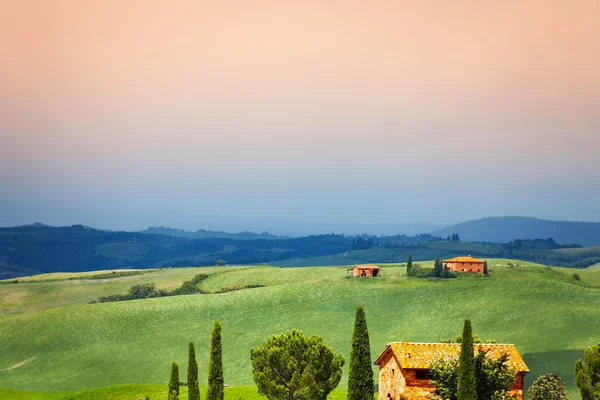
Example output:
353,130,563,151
443,256,484,263
355,265,380,270
375,342,529,373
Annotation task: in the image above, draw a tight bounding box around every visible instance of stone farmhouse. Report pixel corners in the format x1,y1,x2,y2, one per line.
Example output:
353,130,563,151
443,255,485,273
374,342,529,400
347,265,381,277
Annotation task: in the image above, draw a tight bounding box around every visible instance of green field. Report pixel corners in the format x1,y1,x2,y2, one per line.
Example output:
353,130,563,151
0,384,351,400
1,260,599,399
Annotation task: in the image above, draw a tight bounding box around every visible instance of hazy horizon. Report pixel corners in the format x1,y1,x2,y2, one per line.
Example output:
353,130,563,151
2,0,599,229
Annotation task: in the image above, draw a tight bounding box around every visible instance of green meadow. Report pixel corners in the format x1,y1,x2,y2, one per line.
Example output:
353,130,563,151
1,260,599,399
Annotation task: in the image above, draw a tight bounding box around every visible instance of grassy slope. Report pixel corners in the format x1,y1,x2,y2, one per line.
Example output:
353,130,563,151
1,261,599,399
0,267,224,314
0,385,350,400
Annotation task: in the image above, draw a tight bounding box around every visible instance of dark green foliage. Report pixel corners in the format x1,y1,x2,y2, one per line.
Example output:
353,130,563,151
168,390,179,400
70,270,152,280
575,344,600,400
214,284,265,293
442,264,450,278
406,255,413,275
407,264,432,278
457,319,477,400
347,306,374,400
207,321,224,400
483,261,489,275
250,329,344,400
352,237,375,250
168,362,179,398
188,342,200,400
528,373,569,400
407,262,456,279
170,274,211,295
573,273,581,281
96,283,167,302
433,258,443,278
95,274,210,303
217,260,227,266
567,257,600,269
473,351,515,400
430,349,515,400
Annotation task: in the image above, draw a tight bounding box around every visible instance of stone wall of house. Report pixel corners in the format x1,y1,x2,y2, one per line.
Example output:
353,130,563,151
445,262,484,273
353,267,379,277
378,352,405,400
509,372,526,400
379,363,525,400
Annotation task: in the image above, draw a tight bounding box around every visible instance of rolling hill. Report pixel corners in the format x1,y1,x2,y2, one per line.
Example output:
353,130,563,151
433,217,600,246
1,261,599,399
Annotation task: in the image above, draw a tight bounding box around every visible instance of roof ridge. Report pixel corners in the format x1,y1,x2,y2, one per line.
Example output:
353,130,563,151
390,342,516,345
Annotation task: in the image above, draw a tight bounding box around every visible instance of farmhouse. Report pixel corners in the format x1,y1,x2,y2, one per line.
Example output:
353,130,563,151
348,265,380,277
374,342,529,400
443,255,485,273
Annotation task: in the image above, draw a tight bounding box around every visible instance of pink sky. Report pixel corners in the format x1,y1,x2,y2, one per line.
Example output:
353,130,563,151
1,0,599,226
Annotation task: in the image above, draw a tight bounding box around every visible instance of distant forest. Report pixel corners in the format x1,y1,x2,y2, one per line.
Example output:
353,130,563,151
0,222,599,279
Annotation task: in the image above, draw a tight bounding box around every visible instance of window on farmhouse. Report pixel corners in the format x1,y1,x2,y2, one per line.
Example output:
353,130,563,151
416,370,429,380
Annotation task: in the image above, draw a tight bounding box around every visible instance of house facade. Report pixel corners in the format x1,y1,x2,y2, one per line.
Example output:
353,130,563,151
374,342,529,400
348,265,381,277
443,255,485,273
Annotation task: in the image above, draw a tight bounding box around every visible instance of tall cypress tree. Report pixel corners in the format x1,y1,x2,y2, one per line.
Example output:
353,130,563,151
457,319,477,400
348,306,374,400
407,255,413,275
188,342,200,400
434,258,443,278
207,321,224,400
168,361,180,399
483,261,488,275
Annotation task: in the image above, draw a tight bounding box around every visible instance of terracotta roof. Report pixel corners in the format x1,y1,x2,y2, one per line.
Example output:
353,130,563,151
375,342,529,373
443,255,484,263
355,265,380,270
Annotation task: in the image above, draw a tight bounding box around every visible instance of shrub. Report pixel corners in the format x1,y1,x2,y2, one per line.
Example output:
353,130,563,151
528,373,569,400
215,284,264,293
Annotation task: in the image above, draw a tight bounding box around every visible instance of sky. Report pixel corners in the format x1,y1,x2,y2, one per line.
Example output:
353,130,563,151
1,0,599,232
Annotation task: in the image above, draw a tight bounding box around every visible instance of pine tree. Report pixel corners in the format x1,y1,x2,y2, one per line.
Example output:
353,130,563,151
407,255,413,275
207,321,224,400
457,319,477,400
188,342,200,400
347,306,374,400
168,361,179,399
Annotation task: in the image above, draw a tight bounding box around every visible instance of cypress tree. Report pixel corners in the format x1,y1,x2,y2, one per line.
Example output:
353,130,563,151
347,306,374,400
188,342,200,400
407,255,413,275
457,319,477,400
207,321,224,400
434,258,443,278
483,261,488,275
168,361,179,398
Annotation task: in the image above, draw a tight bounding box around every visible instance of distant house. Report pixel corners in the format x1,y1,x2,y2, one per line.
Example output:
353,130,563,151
374,342,529,400
348,265,381,277
443,255,485,273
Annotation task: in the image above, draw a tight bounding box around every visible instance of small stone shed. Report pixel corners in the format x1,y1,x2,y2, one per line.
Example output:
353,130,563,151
374,342,529,400
443,255,485,273
348,265,381,277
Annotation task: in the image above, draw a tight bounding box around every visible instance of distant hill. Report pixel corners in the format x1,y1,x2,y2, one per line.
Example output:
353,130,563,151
433,217,600,246
140,226,282,240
